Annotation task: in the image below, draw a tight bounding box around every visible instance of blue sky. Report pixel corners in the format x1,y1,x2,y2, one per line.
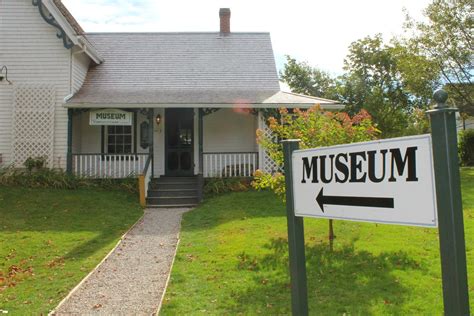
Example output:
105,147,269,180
63,0,431,75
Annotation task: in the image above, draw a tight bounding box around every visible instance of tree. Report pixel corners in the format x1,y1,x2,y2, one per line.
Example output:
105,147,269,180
340,35,438,137
404,0,473,114
280,55,339,100
280,37,438,138
252,106,379,248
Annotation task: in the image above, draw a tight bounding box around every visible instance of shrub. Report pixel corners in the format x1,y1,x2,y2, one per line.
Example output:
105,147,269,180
0,166,138,194
253,106,380,199
204,177,253,197
24,156,47,172
459,129,474,166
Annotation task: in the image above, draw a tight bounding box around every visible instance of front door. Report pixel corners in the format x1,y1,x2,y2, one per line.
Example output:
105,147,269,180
165,108,194,176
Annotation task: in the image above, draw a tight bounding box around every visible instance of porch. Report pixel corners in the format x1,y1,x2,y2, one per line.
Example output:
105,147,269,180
71,151,259,179
68,107,265,180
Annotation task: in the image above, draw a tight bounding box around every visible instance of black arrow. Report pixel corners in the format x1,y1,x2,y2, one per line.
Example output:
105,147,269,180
316,188,394,213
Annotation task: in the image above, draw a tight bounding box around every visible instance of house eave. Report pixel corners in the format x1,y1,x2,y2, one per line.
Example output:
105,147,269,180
39,0,104,64
63,102,344,110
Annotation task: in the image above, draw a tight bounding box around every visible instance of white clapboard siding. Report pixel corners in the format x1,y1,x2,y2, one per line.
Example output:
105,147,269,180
0,0,91,169
72,52,90,94
0,85,13,167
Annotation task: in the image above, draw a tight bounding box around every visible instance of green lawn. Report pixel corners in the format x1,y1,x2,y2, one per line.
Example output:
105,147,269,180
0,187,143,314
161,168,474,315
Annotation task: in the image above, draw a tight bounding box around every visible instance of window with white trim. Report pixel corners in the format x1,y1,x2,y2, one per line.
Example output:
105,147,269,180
106,125,133,154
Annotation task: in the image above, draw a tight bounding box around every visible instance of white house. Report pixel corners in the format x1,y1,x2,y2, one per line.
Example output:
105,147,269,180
0,0,342,206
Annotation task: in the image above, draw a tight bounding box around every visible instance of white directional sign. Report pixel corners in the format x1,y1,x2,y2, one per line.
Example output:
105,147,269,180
291,134,438,227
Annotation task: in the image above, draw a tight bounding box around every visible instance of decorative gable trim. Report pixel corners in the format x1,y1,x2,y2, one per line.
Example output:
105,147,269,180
32,0,74,49
32,0,104,64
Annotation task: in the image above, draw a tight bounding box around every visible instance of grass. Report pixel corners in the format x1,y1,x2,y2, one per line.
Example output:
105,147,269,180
161,167,474,315
0,187,143,314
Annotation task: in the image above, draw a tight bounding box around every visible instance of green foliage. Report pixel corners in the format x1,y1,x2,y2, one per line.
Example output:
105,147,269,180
280,55,339,100
204,177,252,196
23,156,47,172
459,129,474,166
0,167,138,194
404,0,473,114
281,0,474,138
340,34,438,138
252,106,379,199
281,34,439,138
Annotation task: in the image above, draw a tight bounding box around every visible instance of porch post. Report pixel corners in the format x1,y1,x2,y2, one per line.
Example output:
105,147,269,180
197,108,204,202
148,108,154,178
66,108,73,174
257,111,264,171
198,108,204,174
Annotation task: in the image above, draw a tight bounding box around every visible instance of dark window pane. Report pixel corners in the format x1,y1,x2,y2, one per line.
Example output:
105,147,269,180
116,126,123,134
124,135,132,144
108,145,115,153
108,135,115,144
124,126,132,133
124,145,131,153
116,135,124,145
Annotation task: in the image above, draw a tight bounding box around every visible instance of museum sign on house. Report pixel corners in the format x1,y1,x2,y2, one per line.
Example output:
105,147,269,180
0,0,342,206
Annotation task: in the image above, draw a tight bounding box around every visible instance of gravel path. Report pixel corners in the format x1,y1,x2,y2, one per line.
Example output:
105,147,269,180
53,208,189,315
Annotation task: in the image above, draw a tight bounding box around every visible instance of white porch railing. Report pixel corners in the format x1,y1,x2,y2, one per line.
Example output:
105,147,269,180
203,152,258,178
72,153,149,178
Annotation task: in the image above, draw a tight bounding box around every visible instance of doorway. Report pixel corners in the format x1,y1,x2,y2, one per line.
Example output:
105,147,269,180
165,108,194,176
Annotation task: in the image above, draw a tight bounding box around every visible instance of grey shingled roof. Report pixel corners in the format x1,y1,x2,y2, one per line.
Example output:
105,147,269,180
67,32,343,109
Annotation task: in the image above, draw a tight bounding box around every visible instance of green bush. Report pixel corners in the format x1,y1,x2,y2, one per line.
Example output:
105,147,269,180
459,129,474,166
204,177,253,197
0,166,138,194
24,156,47,171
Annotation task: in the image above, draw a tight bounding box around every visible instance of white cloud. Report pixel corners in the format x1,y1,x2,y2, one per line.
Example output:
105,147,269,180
63,0,430,73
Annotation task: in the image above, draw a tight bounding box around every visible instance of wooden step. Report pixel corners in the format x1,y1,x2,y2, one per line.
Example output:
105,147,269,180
146,196,199,206
147,204,197,208
149,182,197,190
151,176,198,184
147,189,198,198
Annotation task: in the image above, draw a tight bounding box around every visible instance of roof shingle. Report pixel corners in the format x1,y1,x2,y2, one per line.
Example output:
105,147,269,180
69,32,282,104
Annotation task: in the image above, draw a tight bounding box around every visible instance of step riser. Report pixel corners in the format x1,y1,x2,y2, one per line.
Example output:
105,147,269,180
146,197,199,205
152,177,198,184
147,190,198,198
147,204,197,208
150,183,197,190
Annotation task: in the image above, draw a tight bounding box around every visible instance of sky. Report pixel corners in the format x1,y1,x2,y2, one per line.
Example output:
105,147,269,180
62,0,431,75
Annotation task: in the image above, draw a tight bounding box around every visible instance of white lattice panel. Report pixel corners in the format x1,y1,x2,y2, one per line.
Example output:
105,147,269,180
12,85,55,167
258,112,280,174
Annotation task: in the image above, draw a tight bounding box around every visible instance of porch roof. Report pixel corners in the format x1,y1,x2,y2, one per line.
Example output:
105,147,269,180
65,90,344,110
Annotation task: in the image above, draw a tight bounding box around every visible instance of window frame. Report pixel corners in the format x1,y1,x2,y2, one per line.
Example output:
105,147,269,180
100,111,138,158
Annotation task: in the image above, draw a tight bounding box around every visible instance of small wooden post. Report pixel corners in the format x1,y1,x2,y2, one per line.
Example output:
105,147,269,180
138,174,146,207
66,109,73,174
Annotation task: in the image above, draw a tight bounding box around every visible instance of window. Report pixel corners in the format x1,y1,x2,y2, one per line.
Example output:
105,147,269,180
106,125,133,154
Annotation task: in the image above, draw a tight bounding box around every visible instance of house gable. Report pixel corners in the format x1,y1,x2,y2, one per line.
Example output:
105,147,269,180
0,0,92,168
